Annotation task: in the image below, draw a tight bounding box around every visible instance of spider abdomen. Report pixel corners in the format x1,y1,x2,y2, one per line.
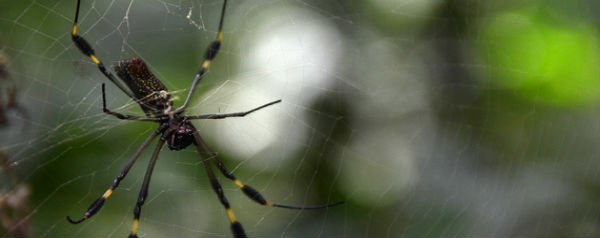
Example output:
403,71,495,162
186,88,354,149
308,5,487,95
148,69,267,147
114,58,171,116
165,122,195,151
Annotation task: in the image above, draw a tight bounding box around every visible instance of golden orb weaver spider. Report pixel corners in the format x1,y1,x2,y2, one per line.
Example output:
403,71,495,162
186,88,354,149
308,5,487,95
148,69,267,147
66,0,343,237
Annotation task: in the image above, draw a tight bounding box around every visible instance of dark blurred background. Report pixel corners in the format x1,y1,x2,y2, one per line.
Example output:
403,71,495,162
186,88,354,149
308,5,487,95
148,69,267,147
2,0,600,237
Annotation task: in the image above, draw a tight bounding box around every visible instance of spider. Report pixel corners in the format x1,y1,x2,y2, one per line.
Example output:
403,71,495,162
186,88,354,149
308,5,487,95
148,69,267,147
66,0,342,237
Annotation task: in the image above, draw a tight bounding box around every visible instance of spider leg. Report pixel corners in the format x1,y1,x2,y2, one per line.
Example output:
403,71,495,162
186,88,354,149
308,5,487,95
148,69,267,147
192,132,343,211
176,0,228,112
101,84,163,122
194,138,246,238
185,100,281,120
128,139,165,238
72,0,158,113
66,125,165,224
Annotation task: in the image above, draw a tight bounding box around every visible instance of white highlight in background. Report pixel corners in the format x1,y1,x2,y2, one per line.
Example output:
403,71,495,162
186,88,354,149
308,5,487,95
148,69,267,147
199,5,343,169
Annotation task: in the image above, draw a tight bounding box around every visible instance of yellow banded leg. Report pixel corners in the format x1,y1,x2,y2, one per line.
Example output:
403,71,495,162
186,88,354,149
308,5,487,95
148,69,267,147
102,189,113,199
194,138,247,238
200,126,343,210
207,173,246,237
129,218,140,238
128,140,165,238
232,179,273,208
90,54,100,65
71,0,140,100
175,1,226,112
216,166,341,210
226,208,237,223
66,188,114,224
71,24,78,36
202,60,211,69
66,130,162,225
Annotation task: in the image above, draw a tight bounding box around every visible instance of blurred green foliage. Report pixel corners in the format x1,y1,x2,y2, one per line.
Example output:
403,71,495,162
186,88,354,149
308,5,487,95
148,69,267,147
479,7,600,106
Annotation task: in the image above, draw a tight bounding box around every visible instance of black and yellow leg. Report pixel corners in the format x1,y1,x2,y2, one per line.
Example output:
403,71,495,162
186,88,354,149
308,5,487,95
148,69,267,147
67,126,164,224
128,139,165,238
177,0,228,112
202,153,247,238
222,169,343,210
72,0,137,101
192,131,344,213
191,130,246,237
185,100,282,120
66,189,111,224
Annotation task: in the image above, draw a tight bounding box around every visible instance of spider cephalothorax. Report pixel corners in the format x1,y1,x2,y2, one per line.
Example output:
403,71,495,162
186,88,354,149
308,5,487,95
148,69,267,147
67,0,342,237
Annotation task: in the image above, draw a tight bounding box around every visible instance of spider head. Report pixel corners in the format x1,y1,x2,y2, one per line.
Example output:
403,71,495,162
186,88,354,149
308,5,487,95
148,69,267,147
166,122,195,151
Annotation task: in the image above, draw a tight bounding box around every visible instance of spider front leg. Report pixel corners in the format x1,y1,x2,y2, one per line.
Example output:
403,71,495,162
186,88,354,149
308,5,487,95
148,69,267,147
176,0,228,112
72,0,136,100
101,84,162,122
185,99,281,120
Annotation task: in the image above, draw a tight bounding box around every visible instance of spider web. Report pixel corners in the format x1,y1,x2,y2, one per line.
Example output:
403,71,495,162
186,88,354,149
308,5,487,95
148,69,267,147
3,0,599,237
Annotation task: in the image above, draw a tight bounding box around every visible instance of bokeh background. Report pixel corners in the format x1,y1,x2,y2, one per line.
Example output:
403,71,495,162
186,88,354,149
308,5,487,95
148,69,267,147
2,0,600,237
